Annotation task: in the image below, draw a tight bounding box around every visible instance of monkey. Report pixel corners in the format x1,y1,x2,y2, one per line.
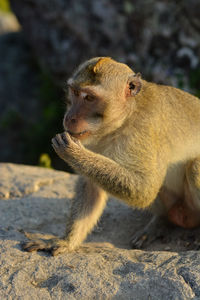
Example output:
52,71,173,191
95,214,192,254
22,57,200,255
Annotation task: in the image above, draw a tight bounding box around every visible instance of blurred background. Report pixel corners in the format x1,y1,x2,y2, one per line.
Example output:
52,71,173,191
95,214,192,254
0,0,199,170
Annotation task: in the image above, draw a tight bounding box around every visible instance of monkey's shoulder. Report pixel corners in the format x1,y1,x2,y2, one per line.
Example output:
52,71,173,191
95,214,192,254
144,81,199,103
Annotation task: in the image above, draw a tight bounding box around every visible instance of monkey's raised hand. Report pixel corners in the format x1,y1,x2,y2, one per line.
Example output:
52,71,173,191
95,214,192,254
52,132,83,162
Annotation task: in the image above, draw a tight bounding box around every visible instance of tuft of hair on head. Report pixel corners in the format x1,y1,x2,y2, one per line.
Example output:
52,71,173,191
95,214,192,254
93,57,113,74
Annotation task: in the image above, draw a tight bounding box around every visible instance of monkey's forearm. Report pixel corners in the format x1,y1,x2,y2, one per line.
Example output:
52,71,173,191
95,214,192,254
52,132,163,208
63,178,108,248
64,148,158,208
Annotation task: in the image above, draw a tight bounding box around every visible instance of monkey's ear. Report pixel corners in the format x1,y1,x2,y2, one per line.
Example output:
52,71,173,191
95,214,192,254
126,73,142,97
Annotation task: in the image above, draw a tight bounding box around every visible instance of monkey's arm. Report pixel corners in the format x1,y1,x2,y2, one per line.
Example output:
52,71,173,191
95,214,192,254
52,132,165,209
22,177,108,255
64,177,108,249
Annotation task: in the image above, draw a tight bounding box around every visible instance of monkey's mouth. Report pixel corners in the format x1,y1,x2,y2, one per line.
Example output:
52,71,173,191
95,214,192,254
68,130,91,139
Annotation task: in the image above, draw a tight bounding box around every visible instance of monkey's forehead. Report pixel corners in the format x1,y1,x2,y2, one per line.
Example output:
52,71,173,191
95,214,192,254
68,57,134,88
67,76,99,89
74,57,133,75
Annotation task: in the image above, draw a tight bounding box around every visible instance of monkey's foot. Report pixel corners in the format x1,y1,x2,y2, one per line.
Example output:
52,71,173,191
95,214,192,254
131,229,149,249
130,215,165,249
21,232,70,256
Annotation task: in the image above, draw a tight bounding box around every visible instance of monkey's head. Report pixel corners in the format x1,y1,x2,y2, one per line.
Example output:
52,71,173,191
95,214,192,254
63,57,142,145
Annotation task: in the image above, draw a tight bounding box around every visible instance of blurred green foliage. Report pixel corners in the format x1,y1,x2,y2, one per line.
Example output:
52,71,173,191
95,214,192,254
189,69,200,98
0,109,23,129
124,1,135,15
0,68,65,169
39,153,52,168
176,68,200,98
176,73,185,90
0,0,11,12
24,71,64,166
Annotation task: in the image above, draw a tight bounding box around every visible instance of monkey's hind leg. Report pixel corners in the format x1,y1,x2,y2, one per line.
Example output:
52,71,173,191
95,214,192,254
130,215,162,249
168,157,200,229
130,195,168,249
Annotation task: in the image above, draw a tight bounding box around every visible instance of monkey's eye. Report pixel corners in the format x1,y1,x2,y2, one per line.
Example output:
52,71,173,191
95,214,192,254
84,94,95,102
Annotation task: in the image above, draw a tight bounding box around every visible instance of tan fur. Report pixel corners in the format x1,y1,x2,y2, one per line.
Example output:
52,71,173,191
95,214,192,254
93,57,112,73
22,57,200,255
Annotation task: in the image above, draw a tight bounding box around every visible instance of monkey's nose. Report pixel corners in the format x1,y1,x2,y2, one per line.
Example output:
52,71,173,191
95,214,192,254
64,116,77,129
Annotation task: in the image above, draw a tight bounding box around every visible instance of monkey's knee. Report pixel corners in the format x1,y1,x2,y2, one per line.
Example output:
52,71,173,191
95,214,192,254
167,160,200,229
186,158,200,186
185,158,200,210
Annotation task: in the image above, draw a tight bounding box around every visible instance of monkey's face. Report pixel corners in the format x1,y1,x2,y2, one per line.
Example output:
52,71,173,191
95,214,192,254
63,83,136,145
63,83,106,144
63,57,142,145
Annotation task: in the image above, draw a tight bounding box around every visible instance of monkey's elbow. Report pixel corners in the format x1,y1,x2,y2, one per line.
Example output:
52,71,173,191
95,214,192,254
124,187,157,210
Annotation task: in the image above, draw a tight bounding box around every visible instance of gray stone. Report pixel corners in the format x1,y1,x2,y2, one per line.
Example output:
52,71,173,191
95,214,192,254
0,163,200,299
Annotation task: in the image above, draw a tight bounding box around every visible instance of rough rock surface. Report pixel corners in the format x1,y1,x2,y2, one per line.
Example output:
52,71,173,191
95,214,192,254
1,163,200,299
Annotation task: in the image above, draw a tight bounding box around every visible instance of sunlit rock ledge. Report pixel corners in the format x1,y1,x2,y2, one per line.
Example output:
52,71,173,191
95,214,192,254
0,163,199,299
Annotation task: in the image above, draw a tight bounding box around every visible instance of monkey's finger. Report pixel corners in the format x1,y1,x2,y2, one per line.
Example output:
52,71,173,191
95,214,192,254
64,131,80,145
51,137,59,148
52,144,60,155
55,133,66,146
62,132,70,145
70,135,79,143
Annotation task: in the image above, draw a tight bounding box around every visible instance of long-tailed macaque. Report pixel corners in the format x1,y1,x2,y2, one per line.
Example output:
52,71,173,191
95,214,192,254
22,57,200,255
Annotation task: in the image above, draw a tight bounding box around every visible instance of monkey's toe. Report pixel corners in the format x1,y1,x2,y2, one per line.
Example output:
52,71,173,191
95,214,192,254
131,233,148,249
51,245,69,256
21,238,69,255
22,241,43,252
21,239,53,252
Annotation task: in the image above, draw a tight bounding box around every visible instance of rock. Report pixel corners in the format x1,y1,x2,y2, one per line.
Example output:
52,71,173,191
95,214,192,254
0,11,20,34
1,163,200,299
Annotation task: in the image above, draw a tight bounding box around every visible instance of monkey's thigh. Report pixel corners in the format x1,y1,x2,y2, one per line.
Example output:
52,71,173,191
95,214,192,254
168,157,200,229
